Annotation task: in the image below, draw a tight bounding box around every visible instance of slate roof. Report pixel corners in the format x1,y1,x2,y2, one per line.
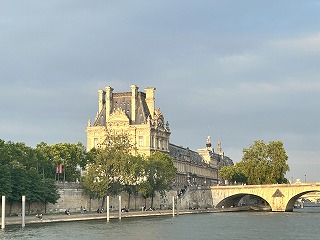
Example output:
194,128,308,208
93,91,151,126
169,143,209,167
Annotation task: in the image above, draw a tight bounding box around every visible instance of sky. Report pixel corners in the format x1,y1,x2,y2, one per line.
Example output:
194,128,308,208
1,1,320,182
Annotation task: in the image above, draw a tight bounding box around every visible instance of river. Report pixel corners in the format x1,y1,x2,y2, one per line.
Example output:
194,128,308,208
1,207,319,240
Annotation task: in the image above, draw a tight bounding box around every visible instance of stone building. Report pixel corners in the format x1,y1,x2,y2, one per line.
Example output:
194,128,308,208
169,143,218,187
197,136,234,171
86,85,170,156
86,85,233,187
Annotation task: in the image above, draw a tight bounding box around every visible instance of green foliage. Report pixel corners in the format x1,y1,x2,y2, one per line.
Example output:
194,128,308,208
8,166,28,205
219,165,247,184
219,140,289,185
83,132,177,208
138,152,177,207
6,165,60,207
25,167,45,204
83,160,111,199
0,164,12,196
49,142,87,182
35,142,56,179
41,178,60,204
0,139,80,209
100,130,135,154
83,131,139,199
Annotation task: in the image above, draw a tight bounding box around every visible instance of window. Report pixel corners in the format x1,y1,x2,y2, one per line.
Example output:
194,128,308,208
139,136,143,147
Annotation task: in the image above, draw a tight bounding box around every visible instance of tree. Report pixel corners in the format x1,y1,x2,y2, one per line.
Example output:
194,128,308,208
40,178,60,213
219,165,247,185
49,142,87,182
83,131,137,208
0,139,61,214
242,140,289,184
35,142,56,179
266,141,290,183
138,152,177,208
7,165,29,213
219,140,289,185
25,167,46,214
0,164,12,196
83,160,111,200
122,155,145,209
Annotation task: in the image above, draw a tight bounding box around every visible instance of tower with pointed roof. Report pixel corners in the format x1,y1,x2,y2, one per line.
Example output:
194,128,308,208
217,139,223,155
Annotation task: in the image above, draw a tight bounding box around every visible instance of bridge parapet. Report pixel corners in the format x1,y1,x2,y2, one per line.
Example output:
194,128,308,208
211,183,320,212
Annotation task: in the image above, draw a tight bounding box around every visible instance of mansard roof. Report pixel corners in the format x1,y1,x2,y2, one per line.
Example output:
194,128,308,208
93,91,151,126
169,143,210,167
94,107,106,126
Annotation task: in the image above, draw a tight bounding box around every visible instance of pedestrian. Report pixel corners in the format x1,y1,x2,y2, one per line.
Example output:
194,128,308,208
36,213,43,220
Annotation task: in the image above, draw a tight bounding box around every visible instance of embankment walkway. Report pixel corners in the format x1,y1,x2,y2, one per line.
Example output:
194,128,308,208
2,209,217,226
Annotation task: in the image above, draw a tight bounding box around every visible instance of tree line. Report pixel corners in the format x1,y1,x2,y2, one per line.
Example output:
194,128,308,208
0,133,177,212
1,135,288,212
0,139,87,213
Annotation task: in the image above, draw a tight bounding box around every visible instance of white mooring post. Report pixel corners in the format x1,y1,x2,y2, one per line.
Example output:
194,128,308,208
119,196,122,220
106,196,110,222
1,196,5,229
176,196,179,216
172,196,175,217
22,196,26,227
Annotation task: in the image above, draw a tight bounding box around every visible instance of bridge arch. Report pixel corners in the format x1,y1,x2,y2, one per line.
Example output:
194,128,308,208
215,193,271,210
285,190,320,211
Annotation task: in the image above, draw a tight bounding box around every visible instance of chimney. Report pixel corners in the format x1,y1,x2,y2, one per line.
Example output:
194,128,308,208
145,87,156,118
130,85,138,123
105,86,113,122
98,89,105,114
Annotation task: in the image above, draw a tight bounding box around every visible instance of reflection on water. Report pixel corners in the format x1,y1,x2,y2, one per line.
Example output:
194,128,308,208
1,208,320,240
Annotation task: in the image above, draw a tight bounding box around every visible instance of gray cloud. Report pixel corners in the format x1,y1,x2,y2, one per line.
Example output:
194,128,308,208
1,1,320,181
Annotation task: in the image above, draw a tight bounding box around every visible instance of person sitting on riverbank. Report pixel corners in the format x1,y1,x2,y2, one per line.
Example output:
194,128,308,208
121,207,129,212
97,208,104,213
65,209,70,215
36,213,43,220
80,206,87,214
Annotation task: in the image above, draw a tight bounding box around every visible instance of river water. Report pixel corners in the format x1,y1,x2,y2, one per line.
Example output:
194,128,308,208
1,207,319,240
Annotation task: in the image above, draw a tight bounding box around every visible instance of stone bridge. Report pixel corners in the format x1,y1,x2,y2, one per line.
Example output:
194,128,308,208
211,183,320,212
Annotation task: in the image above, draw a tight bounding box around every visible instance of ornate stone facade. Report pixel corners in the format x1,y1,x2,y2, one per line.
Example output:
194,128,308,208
86,85,170,156
169,143,218,187
86,85,233,187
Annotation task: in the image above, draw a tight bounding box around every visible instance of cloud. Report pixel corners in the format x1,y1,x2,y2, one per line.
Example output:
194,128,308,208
217,53,263,70
1,1,320,182
270,33,320,55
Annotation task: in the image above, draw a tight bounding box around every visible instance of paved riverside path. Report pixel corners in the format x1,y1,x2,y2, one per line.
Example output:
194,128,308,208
2,209,217,226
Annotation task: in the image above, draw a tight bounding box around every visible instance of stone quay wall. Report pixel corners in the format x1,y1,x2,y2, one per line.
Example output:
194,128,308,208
0,183,214,216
